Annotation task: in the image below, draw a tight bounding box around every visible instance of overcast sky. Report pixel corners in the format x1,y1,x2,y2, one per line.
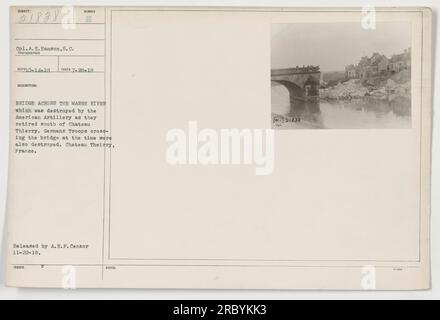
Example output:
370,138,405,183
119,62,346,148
271,22,411,72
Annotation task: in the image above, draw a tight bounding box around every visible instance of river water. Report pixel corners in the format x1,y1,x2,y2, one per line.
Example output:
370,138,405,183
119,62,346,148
271,86,411,129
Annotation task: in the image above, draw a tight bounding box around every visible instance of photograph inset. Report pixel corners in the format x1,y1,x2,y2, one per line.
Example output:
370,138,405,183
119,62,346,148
271,23,412,129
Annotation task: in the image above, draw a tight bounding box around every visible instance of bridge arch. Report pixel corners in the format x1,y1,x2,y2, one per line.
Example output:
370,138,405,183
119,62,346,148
271,80,305,105
271,67,321,105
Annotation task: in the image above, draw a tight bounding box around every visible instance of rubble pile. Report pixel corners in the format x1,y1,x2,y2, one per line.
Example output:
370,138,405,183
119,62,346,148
320,79,367,99
321,76,411,101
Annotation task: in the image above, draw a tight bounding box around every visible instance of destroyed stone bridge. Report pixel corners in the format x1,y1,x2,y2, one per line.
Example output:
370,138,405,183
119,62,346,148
271,66,321,105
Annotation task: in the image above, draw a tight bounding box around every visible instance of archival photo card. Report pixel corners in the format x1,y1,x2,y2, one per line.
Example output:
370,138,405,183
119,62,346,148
6,7,431,290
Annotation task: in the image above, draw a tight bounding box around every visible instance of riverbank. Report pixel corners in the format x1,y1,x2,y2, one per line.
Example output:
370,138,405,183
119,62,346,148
320,70,411,102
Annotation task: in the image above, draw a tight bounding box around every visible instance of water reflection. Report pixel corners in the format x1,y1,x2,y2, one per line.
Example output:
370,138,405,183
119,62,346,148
271,86,411,129
288,100,324,128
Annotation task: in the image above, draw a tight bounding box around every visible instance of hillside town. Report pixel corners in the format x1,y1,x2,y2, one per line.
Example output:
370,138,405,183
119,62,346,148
320,48,411,101
345,48,411,79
